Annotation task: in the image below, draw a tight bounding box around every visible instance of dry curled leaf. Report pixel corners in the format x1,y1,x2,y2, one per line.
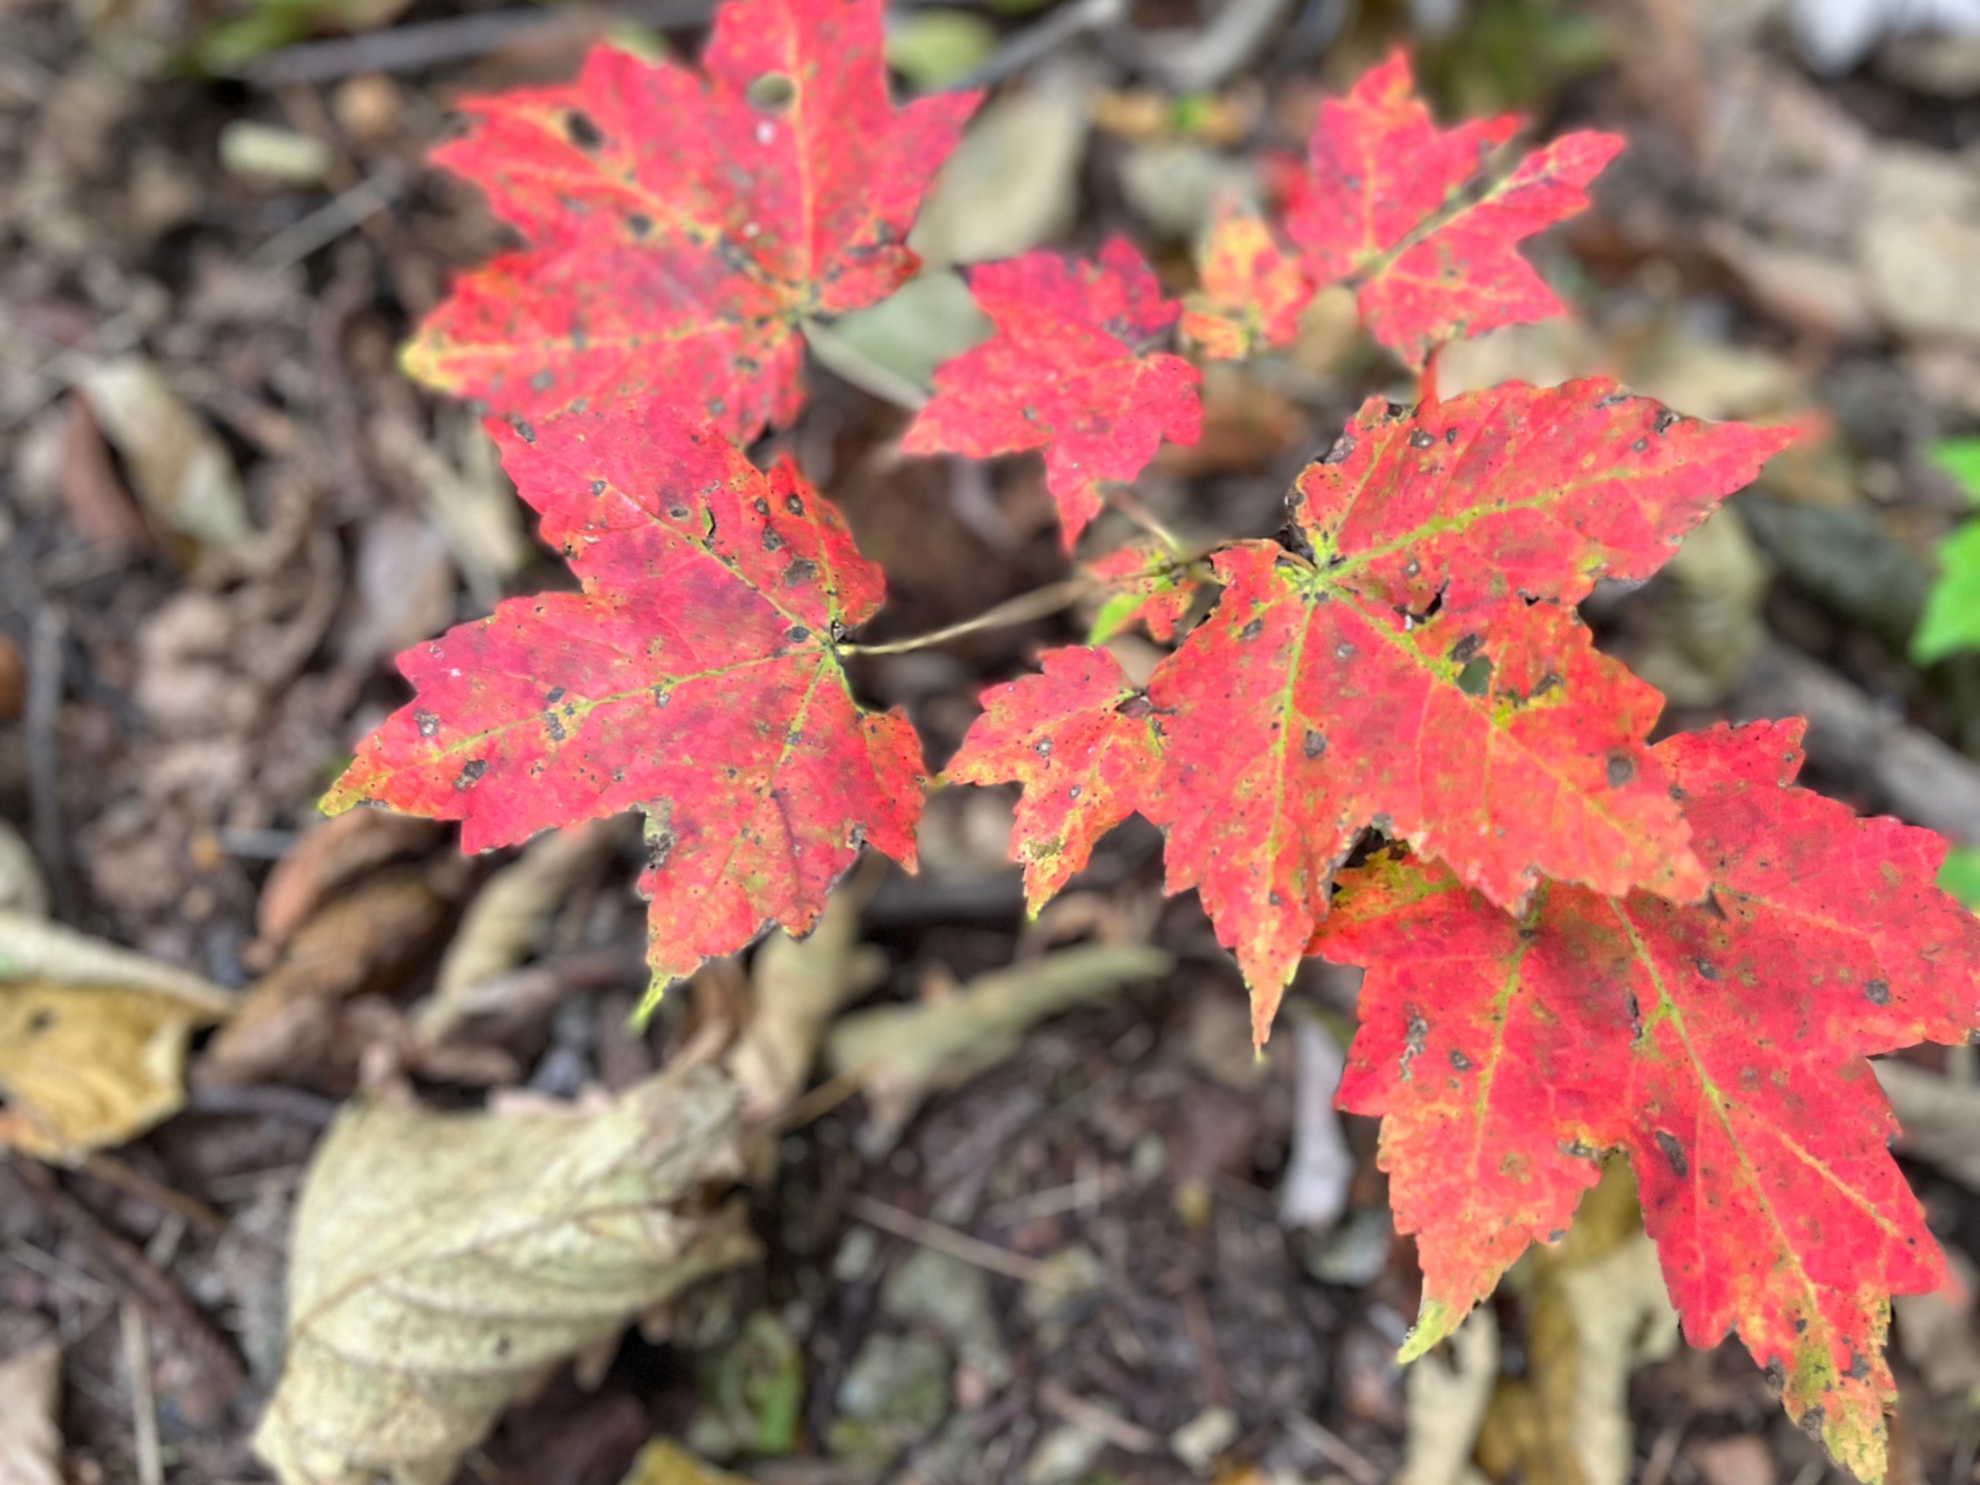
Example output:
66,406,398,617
253,1065,758,1485
198,872,447,1090
824,943,1169,1147
418,818,624,1044
0,1333,62,1485
726,866,887,1121
0,912,234,1161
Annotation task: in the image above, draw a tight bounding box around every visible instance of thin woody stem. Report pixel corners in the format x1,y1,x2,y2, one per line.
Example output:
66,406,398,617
1106,487,1187,555
838,577,1093,656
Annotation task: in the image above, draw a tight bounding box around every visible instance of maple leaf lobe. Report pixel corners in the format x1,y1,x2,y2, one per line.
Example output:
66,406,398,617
1284,49,1624,368
323,403,924,1000
1143,380,1792,1029
1182,201,1313,360
404,0,980,436
1084,542,1206,644
902,238,1202,548
946,645,1161,912
1319,719,1980,1482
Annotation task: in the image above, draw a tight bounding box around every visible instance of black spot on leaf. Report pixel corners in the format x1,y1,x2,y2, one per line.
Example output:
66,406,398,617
1654,1130,1688,1178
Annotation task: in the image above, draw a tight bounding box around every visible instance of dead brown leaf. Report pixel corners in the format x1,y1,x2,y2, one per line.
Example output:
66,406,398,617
255,810,441,948
198,870,446,1089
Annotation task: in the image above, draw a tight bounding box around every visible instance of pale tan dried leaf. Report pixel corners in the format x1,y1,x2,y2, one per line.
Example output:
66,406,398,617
824,944,1169,1147
418,819,624,1044
252,1066,757,1485
78,357,250,550
727,868,886,1121
0,1333,62,1485
0,912,233,1161
1398,1308,1497,1485
1475,1165,1676,1485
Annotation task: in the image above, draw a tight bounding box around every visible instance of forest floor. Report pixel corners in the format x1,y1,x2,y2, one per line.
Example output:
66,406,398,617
5,1,1980,1483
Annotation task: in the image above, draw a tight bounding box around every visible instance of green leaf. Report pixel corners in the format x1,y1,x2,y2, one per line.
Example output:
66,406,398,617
1931,437,1980,504
1939,846,1980,909
1914,534,1980,662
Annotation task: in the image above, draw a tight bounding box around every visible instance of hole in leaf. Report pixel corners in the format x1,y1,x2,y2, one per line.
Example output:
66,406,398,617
748,72,796,111
1455,657,1492,696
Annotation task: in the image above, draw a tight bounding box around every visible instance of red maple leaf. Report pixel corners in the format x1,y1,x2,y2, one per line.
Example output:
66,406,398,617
1141,380,1792,1036
322,404,924,996
1181,201,1313,360
947,645,1160,909
1283,51,1623,368
1084,541,1207,644
901,238,1203,549
1316,719,1980,1481
402,0,979,437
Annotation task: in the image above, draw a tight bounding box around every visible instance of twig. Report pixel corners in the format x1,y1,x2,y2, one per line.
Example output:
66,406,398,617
185,1082,340,1128
767,1066,867,1133
309,243,383,516
0,311,141,432
951,0,1127,91
1037,1380,1164,1454
2,1239,114,1304
1135,0,1297,93
80,1153,228,1238
12,1159,248,1424
838,577,1090,656
1285,1414,1384,1485
121,1304,165,1485
242,0,712,85
1182,1285,1230,1405
1637,1412,1689,1485
250,169,403,274
847,1194,1049,1284
25,608,78,923
1106,488,1186,555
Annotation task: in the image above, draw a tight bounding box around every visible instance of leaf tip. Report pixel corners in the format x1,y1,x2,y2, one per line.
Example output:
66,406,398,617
1397,1298,1461,1363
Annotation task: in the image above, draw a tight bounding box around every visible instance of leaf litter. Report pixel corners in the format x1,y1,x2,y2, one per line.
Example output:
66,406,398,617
12,2,1980,1484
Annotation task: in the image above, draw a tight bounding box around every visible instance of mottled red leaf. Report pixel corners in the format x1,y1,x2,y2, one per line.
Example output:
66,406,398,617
1181,202,1313,360
901,238,1203,548
1317,720,1980,1482
1143,379,1792,1037
322,405,924,998
1283,50,1623,368
403,0,979,435
1084,541,1207,644
946,646,1160,910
